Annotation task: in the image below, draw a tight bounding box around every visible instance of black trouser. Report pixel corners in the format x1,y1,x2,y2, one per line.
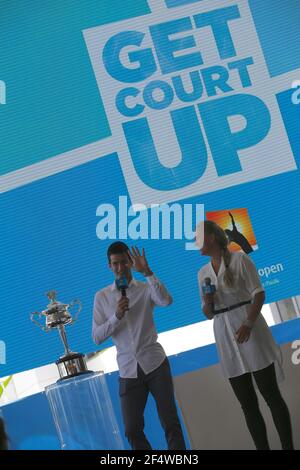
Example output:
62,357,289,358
119,358,186,450
229,363,294,450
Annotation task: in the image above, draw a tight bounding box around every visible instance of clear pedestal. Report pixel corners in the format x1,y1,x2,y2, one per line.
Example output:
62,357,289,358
45,371,124,450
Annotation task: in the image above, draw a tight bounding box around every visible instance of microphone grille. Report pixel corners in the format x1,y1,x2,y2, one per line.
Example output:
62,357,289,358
116,274,128,290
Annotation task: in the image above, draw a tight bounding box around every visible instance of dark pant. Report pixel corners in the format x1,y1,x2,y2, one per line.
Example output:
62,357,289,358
119,358,186,450
229,363,294,450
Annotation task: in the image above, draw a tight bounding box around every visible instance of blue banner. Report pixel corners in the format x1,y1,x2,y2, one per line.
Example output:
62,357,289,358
1,0,300,376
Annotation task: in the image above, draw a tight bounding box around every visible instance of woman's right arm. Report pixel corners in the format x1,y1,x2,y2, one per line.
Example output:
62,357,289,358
202,293,214,319
198,272,214,320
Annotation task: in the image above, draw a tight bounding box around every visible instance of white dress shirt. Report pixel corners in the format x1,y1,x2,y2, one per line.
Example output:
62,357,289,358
198,252,283,380
92,274,172,378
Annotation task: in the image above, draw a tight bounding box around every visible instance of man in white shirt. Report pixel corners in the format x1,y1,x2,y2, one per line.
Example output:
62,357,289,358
92,242,186,450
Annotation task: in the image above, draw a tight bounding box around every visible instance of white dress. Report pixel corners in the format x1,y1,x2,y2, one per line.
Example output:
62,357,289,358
198,252,283,380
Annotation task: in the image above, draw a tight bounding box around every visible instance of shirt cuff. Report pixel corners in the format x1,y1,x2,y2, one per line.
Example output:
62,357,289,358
251,286,265,298
110,313,121,326
145,274,159,285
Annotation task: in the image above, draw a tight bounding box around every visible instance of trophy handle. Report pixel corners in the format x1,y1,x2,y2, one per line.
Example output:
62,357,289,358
68,299,82,324
30,312,49,332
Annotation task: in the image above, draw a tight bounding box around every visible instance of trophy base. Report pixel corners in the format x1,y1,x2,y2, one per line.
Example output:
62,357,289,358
56,352,92,381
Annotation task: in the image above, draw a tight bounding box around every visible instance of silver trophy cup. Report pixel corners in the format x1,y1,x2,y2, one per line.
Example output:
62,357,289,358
30,291,90,380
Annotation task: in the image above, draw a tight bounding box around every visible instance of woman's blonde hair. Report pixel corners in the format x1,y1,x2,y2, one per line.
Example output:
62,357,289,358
204,220,234,287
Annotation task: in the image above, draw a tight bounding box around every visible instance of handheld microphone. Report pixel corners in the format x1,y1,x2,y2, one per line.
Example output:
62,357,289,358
116,274,129,308
202,277,216,313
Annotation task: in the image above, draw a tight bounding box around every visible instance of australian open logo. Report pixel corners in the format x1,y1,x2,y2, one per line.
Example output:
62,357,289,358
83,0,296,206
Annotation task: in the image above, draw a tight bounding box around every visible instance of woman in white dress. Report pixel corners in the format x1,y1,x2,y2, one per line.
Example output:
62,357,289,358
197,220,294,450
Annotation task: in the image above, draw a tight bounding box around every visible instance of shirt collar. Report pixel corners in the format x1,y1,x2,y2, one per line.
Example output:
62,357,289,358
209,257,225,278
111,277,137,292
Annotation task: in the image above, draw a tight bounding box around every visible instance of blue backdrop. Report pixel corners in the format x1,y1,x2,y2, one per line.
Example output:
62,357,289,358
1,0,300,376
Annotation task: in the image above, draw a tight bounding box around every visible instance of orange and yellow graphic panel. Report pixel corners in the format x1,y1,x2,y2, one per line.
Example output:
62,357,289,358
206,208,258,252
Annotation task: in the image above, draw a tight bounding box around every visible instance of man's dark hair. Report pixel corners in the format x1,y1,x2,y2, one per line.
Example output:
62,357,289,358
107,242,130,263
